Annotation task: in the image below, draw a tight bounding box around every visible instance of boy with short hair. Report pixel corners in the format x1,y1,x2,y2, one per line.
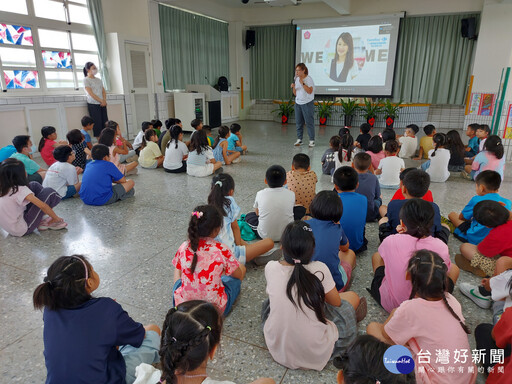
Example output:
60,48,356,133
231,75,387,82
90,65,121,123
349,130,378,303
464,123,480,158
379,169,450,244
456,200,512,279
477,124,491,153
80,115,94,150
333,166,368,253
353,152,381,222
321,135,341,175
43,145,81,199
79,144,135,206
286,153,317,216
398,124,419,158
9,135,46,183
133,121,153,154
414,124,436,160
202,125,214,147
448,170,511,244
245,165,295,242
387,168,434,209
228,123,248,154
354,123,372,151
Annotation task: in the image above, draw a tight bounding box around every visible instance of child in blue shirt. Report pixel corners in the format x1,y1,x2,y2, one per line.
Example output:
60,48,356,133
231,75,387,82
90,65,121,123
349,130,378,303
308,190,356,291
33,255,160,384
79,144,135,206
80,115,94,150
228,123,248,154
333,166,368,254
449,170,512,244
0,144,16,162
464,123,480,158
353,152,381,222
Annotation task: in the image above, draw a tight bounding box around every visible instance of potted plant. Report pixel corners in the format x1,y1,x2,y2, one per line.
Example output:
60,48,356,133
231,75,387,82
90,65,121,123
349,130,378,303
339,98,360,127
316,100,335,125
362,98,383,128
383,99,403,129
272,97,295,124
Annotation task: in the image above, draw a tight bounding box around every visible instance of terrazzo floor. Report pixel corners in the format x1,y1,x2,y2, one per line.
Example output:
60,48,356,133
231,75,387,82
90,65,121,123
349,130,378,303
1,121,509,383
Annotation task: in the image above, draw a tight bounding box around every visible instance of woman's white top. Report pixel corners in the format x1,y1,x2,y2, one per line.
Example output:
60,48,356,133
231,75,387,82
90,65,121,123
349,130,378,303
294,75,315,105
84,76,103,105
336,62,359,81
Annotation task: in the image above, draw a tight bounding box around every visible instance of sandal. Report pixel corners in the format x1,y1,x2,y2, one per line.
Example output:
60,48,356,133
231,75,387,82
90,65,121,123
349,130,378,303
455,253,487,278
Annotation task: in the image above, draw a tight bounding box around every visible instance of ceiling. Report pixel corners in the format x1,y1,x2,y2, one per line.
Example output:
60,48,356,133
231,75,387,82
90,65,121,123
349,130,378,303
208,0,350,14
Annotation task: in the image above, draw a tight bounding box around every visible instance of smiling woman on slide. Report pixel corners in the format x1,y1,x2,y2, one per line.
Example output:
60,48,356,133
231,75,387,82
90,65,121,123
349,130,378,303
330,32,358,83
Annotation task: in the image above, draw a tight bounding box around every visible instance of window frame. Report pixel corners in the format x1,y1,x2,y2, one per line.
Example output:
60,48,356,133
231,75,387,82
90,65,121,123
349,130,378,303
0,0,100,95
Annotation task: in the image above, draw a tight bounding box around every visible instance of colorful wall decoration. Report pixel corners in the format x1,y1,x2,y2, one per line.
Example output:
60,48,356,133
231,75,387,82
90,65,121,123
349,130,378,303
4,70,39,89
42,51,72,69
0,24,33,46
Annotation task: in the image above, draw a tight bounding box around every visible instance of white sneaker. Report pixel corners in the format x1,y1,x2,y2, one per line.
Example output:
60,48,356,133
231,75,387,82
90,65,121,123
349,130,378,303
294,139,302,146
231,157,241,164
459,282,492,309
309,140,315,147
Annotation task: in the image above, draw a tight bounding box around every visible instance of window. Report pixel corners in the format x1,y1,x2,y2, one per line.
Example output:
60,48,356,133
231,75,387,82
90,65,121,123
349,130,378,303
0,0,99,93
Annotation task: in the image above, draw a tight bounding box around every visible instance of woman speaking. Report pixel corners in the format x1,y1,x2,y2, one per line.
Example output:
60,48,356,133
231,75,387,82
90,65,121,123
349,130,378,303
291,63,315,147
83,62,108,138
329,33,358,83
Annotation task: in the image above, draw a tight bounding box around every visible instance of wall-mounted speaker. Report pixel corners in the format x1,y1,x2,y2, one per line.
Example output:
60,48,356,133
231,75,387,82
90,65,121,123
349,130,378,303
461,18,477,40
246,30,255,49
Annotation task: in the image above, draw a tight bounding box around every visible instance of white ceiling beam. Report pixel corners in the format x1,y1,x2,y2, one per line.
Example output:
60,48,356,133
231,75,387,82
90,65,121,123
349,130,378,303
322,0,351,15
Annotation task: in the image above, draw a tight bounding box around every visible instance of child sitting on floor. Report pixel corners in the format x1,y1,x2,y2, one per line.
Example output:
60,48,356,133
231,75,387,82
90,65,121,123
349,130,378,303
333,133,356,181
0,158,65,235
353,152,381,222
388,167,434,205
203,124,215,147
137,300,275,384
464,123,480,158
463,135,506,181
39,126,68,167
10,135,46,183
321,135,341,175
150,119,162,138
105,120,137,164
159,118,181,152
354,123,372,151
33,255,160,384
212,125,241,165
414,124,435,160
398,124,419,159
375,140,404,189
139,129,164,169
367,135,385,171
421,132,451,183
368,199,458,313
367,250,475,384
172,205,246,316
456,200,512,278
98,127,138,175
228,123,248,154
79,144,135,206
286,153,317,217
208,173,277,266
447,129,466,172
333,167,368,254
186,119,203,148
186,130,222,177
133,121,152,155
379,169,450,244
163,125,188,174
262,221,365,371
43,146,81,199
80,115,94,150
308,191,357,292
477,124,491,153
66,129,91,170
449,170,511,244
244,165,295,241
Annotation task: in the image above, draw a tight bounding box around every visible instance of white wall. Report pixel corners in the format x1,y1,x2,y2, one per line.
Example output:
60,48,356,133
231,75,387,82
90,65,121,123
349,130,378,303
102,0,150,38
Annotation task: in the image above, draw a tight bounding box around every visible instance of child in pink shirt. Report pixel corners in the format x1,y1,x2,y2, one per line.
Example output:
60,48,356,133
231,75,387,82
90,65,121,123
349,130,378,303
367,250,477,384
172,205,246,315
367,135,385,171
38,126,68,166
368,199,459,312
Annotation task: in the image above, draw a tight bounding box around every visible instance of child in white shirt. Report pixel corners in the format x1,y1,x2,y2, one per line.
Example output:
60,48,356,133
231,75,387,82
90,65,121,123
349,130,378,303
398,124,418,158
163,125,188,173
43,146,81,199
421,133,451,183
375,140,405,189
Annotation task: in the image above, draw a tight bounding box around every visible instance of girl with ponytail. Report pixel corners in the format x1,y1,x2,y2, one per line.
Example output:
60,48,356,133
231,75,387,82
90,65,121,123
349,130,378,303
212,125,241,165
33,255,160,384
208,173,275,265
466,134,506,180
262,221,364,371
369,199,459,312
38,126,68,166
420,132,451,182
367,250,477,384
136,301,274,384
163,125,189,173
172,205,246,316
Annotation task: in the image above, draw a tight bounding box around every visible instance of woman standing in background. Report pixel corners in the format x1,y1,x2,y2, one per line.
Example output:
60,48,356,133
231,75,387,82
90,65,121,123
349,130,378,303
83,62,108,138
291,63,316,147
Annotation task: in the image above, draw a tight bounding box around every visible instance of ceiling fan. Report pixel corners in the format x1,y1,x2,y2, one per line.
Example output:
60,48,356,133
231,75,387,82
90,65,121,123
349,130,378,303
251,0,302,6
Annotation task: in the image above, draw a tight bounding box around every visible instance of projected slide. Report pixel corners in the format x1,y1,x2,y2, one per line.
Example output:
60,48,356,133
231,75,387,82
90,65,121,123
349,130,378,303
295,16,402,96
